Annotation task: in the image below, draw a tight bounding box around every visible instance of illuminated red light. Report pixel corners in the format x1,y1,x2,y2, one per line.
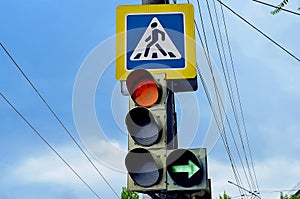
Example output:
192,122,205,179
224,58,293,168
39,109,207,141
126,69,161,107
131,79,159,107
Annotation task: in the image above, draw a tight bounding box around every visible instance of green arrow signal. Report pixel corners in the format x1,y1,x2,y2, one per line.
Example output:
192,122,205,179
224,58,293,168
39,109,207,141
172,160,200,178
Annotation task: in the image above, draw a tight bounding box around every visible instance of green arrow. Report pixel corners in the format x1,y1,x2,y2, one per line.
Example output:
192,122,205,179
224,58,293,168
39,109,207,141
172,160,200,178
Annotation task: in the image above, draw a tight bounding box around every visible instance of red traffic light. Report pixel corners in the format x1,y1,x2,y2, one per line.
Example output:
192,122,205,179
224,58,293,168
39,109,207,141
126,69,161,107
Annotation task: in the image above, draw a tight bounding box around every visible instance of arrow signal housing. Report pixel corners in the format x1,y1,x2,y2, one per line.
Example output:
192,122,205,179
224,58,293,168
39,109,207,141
167,148,208,191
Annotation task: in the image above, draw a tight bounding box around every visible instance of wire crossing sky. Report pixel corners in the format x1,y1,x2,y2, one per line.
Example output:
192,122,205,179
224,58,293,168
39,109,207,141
0,93,102,199
0,0,299,198
218,0,299,62
0,42,119,199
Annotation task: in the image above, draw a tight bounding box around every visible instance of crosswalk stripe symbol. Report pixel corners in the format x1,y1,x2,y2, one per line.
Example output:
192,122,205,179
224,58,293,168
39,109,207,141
130,17,182,61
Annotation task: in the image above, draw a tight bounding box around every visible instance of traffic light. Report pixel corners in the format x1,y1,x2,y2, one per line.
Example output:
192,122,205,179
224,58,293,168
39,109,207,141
125,69,170,192
123,69,210,195
166,148,209,192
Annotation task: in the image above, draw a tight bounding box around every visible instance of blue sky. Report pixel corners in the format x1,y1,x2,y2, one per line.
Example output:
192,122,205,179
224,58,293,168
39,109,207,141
0,0,299,199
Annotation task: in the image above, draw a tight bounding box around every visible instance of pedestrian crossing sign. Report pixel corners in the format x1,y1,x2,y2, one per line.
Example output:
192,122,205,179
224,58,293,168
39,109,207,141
116,4,196,80
130,17,182,61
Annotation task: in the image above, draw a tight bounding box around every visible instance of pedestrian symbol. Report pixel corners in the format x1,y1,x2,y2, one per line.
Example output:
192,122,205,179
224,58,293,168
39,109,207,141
130,17,181,61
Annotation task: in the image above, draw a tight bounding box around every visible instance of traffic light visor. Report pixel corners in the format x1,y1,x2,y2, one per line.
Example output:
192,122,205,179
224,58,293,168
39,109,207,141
126,69,161,107
126,107,162,146
125,148,163,187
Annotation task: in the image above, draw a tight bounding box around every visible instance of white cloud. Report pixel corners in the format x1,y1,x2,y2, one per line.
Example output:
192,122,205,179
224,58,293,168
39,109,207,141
7,143,126,198
13,155,73,184
81,137,127,172
209,157,300,199
6,143,300,199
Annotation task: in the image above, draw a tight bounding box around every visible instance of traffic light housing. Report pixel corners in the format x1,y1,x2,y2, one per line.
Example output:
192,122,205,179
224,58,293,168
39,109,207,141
123,69,210,195
125,69,170,192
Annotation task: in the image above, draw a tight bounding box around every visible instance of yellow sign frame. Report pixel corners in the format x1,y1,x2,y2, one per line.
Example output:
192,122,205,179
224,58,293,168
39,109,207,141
116,4,196,80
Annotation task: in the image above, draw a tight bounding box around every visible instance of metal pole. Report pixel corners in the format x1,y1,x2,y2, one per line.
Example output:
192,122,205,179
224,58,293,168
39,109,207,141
142,0,177,151
142,0,169,5
228,181,261,199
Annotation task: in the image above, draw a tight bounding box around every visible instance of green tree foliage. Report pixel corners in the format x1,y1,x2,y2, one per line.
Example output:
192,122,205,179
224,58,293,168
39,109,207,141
219,192,232,199
121,187,139,199
271,0,289,15
290,195,299,199
280,192,299,199
271,0,300,15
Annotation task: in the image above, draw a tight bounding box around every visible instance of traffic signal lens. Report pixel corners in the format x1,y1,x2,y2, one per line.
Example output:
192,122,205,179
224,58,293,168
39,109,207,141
125,148,163,187
126,107,162,146
132,80,159,107
167,149,203,188
126,69,161,107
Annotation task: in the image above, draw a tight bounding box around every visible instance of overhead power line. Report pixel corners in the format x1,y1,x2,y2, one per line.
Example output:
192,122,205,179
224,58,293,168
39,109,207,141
261,189,300,193
217,0,300,62
197,64,246,197
0,92,102,199
211,0,257,192
0,42,119,198
214,0,260,193
191,1,247,196
252,0,300,16
232,189,300,198
229,180,261,199
194,0,260,196
191,0,262,196
218,2,261,195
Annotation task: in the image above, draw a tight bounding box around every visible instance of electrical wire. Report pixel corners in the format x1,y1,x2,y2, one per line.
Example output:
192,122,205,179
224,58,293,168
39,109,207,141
198,0,298,196
219,3,261,195
197,64,246,198
194,15,246,197
210,0,257,193
232,189,300,198
195,0,255,196
192,0,243,193
217,0,300,62
260,189,300,193
228,180,261,199
0,92,102,199
190,0,263,196
0,42,119,199
190,0,247,195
